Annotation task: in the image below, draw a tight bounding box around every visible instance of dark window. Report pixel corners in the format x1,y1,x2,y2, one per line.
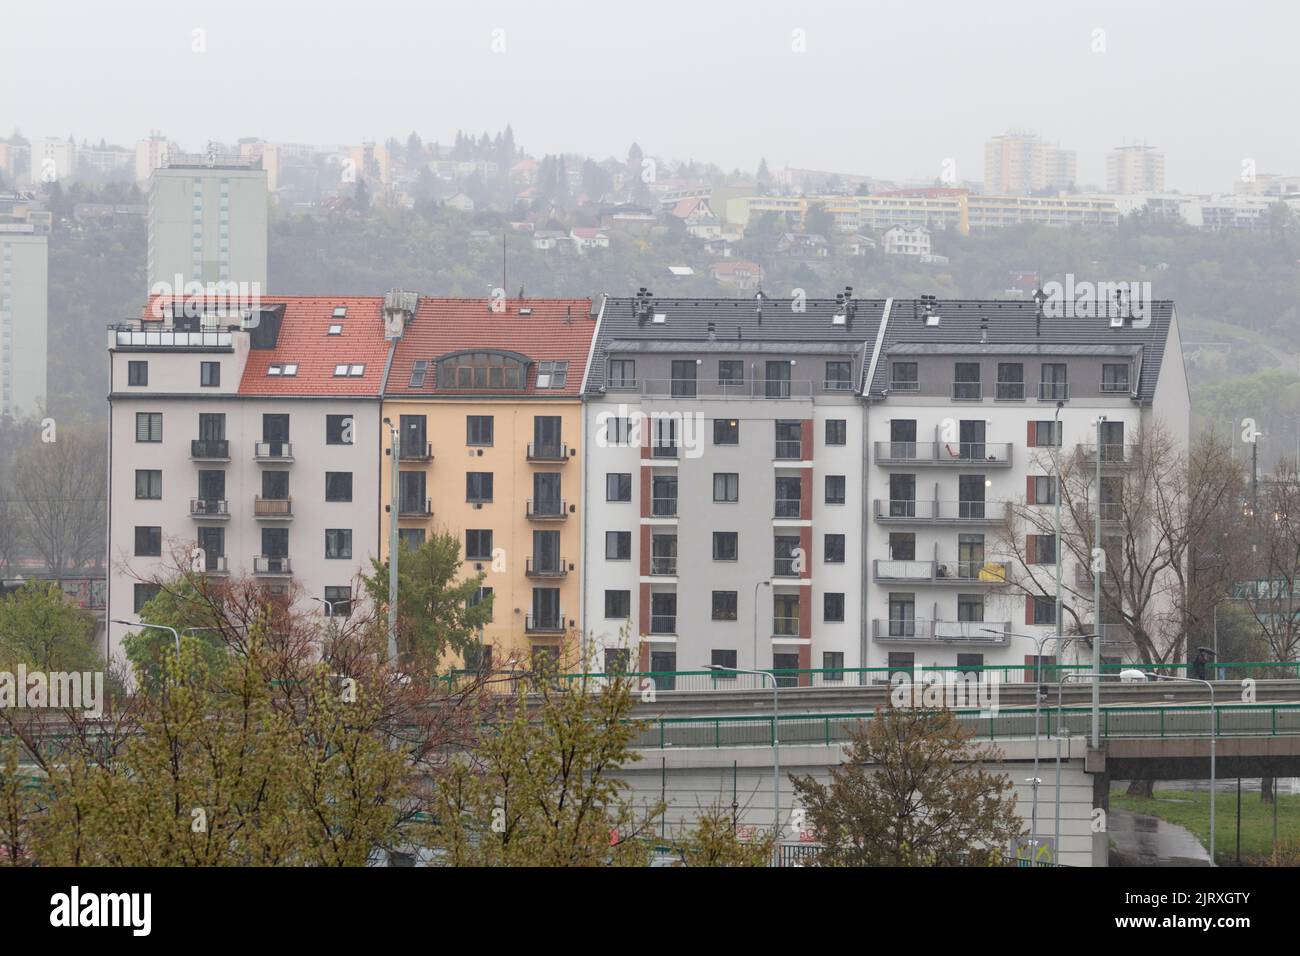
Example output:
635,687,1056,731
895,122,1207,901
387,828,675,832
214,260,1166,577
325,472,353,502
604,590,631,618
262,414,290,442
711,591,738,621
262,470,289,499
134,526,162,556
198,413,225,441
465,530,493,561
825,419,846,445
957,593,985,622
712,532,738,561
127,361,148,386
261,527,289,558
1030,421,1062,447
824,592,845,622
604,648,630,674
670,360,698,397
606,473,631,502
408,359,428,387
713,473,739,502
775,420,802,459
823,651,845,679
398,528,426,549
1102,364,1130,393
824,534,846,563
466,415,494,445
324,586,352,618
605,531,631,560
718,360,744,386
890,361,918,390
398,472,426,512
535,360,568,389
825,361,852,390
197,527,224,569
200,361,220,387
325,529,352,559
1032,476,1056,505
468,587,493,622
466,472,494,503
775,476,801,517
607,359,636,388
532,416,563,457
889,532,916,560
825,475,846,505
135,412,162,443
764,360,792,399
1040,363,1068,400
713,418,739,445
135,469,162,500
1032,595,1056,625
133,583,161,613
711,649,738,671
400,415,427,456
326,414,354,445
888,652,915,679
953,362,981,400
996,362,1024,400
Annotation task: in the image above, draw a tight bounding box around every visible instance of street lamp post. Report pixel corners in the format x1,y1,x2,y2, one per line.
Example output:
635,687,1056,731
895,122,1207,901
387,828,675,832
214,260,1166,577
1092,415,1106,749
706,664,780,863
751,580,771,674
111,618,180,655
1145,672,1216,865
382,417,401,666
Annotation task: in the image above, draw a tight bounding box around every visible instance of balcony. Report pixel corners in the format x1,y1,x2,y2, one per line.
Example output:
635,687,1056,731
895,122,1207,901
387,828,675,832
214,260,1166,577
527,442,569,463
525,557,568,578
190,439,230,460
774,497,803,519
112,325,233,349
199,554,229,575
950,382,982,401
872,559,1008,584
773,615,801,639
1090,623,1134,645
650,554,677,576
872,619,1011,644
526,499,568,520
190,498,230,519
995,382,1026,401
1077,442,1139,466
525,614,566,635
254,496,293,519
640,378,816,399
649,614,676,635
889,379,920,393
399,442,434,462
254,441,294,461
774,439,802,460
874,442,1013,467
1038,382,1070,401
1099,378,1131,395
773,556,802,578
253,555,292,576
872,499,1010,525
651,496,678,518
398,497,433,517
1099,502,1122,523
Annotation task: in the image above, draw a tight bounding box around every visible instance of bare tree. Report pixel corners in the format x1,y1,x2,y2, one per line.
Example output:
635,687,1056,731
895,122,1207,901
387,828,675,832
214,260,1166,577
10,425,106,577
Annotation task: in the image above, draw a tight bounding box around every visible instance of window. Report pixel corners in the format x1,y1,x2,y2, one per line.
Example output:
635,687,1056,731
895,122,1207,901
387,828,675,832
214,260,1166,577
469,587,494,622
889,532,916,561
127,361,148,386
1031,595,1056,625
135,469,162,500
466,472,494,503
823,651,845,679
711,649,738,671
764,360,792,399
324,586,352,618
825,360,852,390
825,419,846,445
465,530,493,561
775,420,802,459
398,472,425,513
953,362,981,400
718,360,744,386
325,472,353,502
606,473,631,502
333,363,365,377
438,350,529,390
267,363,298,376
1029,475,1056,505
1040,363,1068,400
824,592,845,622
774,535,801,575
996,362,1024,400
604,648,629,674
607,359,636,388
890,361,919,390
712,591,738,621
133,583,161,614
535,360,568,389
713,473,739,503
466,415,494,445
200,361,220,387
712,532,738,561
262,470,289,500
134,526,161,557
328,324,343,336
325,529,353,560
604,590,631,618
398,528,426,549
957,593,985,622
670,360,698,398
1029,421,1062,447
135,412,162,443
1029,533,1057,565
326,415,354,445
263,414,290,442
713,419,739,445
409,359,428,387
825,475,846,505
605,531,631,560
824,534,846,563
1101,363,1130,393
606,417,633,445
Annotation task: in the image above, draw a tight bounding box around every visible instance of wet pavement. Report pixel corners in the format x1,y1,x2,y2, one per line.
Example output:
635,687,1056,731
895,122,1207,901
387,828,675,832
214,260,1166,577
1108,808,1211,866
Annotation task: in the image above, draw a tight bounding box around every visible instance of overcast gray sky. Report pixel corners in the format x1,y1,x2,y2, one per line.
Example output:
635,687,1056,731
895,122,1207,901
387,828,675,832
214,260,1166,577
2,0,1295,192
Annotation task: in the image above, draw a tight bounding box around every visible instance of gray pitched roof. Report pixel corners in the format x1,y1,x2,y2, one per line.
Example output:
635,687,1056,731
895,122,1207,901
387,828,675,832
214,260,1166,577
584,296,890,394
866,298,1176,403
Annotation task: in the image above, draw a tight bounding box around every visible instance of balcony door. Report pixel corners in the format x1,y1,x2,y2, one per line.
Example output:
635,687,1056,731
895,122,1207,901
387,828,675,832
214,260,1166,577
958,475,986,519
531,587,561,629
670,360,697,398
765,361,791,399
533,530,560,573
533,415,562,456
400,415,427,457
533,472,562,514
198,469,225,504
889,473,916,517
890,419,917,459
958,420,985,460
888,593,916,637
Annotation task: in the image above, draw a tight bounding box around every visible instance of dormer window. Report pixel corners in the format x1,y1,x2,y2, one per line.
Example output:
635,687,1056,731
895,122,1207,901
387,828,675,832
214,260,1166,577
536,360,569,389
268,363,298,377
434,350,530,390
333,364,365,377
332,306,347,319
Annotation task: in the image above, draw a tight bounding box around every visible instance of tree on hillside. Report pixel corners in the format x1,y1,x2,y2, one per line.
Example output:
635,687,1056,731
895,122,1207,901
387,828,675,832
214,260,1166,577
0,580,99,672
9,425,105,577
790,707,1023,866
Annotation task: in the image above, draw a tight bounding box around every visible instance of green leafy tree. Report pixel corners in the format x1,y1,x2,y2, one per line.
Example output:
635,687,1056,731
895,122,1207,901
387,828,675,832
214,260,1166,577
0,580,98,672
671,801,777,867
791,707,1023,866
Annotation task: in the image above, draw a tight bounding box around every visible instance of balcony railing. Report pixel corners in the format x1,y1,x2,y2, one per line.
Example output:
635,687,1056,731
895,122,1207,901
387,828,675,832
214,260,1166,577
526,498,567,519
774,439,801,460
872,619,1011,644
889,379,920,392
527,442,569,462
874,441,1013,466
254,441,294,461
950,382,982,401
774,497,802,518
649,614,676,635
190,498,230,518
1099,502,1122,522
525,557,567,578
1077,442,1139,465
872,500,1010,524
651,496,678,517
650,554,678,576
525,614,566,634
114,327,233,349
1038,382,1070,401
200,554,229,574
773,556,802,577
254,496,293,518
190,439,230,460
638,378,815,399
651,443,679,459
399,497,433,516
872,559,1008,584
1090,623,1134,644
773,615,801,638
995,382,1025,401
1100,379,1131,394
399,442,434,461
253,555,292,575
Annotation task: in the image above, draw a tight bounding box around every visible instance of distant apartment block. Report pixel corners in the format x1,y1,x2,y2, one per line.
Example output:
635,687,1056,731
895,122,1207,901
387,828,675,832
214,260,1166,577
1106,145,1165,194
146,157,268,293
984,132,1076,195
0,195,49,418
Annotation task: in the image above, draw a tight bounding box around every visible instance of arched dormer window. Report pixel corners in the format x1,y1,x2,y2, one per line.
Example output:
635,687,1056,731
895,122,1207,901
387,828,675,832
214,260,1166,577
433,349,532,391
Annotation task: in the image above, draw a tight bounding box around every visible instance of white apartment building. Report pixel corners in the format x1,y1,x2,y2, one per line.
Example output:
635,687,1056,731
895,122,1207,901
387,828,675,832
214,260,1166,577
1107,145,1166,194
105,296,391,665
0,219,48,418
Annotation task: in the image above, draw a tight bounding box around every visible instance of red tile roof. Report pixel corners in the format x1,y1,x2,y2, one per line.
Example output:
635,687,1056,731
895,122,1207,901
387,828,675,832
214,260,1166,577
236,296,391,396
387,298,595,398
